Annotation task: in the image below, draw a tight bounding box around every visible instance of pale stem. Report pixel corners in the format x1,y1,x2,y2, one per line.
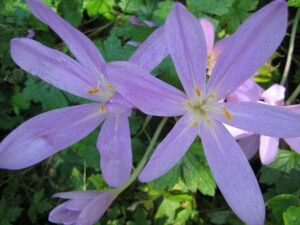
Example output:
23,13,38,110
280,8,300,86
116,117,168,193
286,83,300,105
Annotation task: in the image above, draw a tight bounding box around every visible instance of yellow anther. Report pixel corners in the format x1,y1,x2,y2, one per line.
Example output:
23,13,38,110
108,84,113,88
222,107,231,121
88,88,100,94
210,94,217,100
100,105,105,112
193,121,198,126
187,100,193,108
196,87,201,97
207,120,212,124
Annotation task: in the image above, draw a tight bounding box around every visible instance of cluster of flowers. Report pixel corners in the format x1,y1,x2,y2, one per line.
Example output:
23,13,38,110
0,0,299,224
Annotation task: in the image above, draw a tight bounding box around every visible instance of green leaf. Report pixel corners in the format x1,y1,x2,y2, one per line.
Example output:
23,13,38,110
268,150,300,173
11,85,30,115
217,0,258,33
57,0,82,28
288,0,300,7
260,166,282,185
87,174,109,190
153,163,180,190
207,211,231,225
155,197,181,224
187,0,234,16
283,206,300,225
152,1,174,26
266,194,300,225
84,0,116,19
23,75,68,111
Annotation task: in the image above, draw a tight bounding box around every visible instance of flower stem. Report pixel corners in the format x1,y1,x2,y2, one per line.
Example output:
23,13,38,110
116,117,168,193
280,8,300,86
286,83,300,105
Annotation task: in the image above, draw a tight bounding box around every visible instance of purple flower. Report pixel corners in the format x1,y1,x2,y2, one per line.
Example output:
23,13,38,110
49,190,118,225
231,84,300,163
105,1,299,224
0,0,167,187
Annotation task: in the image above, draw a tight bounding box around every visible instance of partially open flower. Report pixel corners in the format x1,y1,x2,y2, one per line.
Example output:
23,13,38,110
49,190,118,225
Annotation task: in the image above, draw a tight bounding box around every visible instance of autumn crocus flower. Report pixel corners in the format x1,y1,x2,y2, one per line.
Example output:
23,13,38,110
231,84,300,163
105,1,300,224
49,190,118,225
0,0,167,187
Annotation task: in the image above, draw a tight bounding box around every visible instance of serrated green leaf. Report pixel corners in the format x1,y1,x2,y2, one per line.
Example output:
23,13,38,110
187,0,234,16
260,166,282,185
153,163,180,190
268,150,300,172
283,206,300,225
58,0,82,28
84,0,116,19
152,1,174,26
288,0,300,7
155,197,181,224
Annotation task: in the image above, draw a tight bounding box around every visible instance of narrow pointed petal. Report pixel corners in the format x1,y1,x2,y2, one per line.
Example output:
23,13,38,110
213,102,300,138
224,124,251,139
77,191,117,225
10,38,103,102
199,121,265,225
207,0,287,99
139,112,198,182
261,84,285,106
106,61,187,116
0,104,105,169
49,202,80,224
165,3,207,97
259,135,279,165
238,134,260,160
26,0,105,77
53,191,105,199
284,137,300,154
199,18,214,54
129,26,168,72
97,113,132,187
227,78,264,102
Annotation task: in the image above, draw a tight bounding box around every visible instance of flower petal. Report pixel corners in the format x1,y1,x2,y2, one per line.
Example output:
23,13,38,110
259,135,279,165
0,104,105,169
106,61,187,116
226,78,264,102
261,83,285,106
26,0,105,77
199,121,265,225
129,26,169,72
53,191,105,199
224,124,251,139
165,3,207,97
77,190,117,225
10,38,104,102
97,113,132,187
207,0,287,99
138,112,198,182
49,201,80,224
284,137,300,154
199,18,214,54
238,134,260,160
213,102,300,138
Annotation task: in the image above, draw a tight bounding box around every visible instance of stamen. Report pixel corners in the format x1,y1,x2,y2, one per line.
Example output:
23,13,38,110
88,88,100,94
210,94,217,100
207,120,212,124
100,105,105,112
196,87,201,97
108,84,113,88
221,107,231,121
193,121,198,126
187,100,193,108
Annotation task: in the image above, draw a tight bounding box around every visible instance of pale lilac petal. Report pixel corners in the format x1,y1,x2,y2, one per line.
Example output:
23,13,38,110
126,41,141,47
129,26,169,72
207,0,287,99
26,30,35,38
238,134,260,159
53,191,105,199
199,18,214,54
143,20,157,27
10,38,103,102
130,16,143,26
283,104,300,114
259,135,279,165
226,78,263,102
138,112,198,182
26,0,105,77
0,104,105,169
261,84,285,106
213,102,300,138
165,3,207,97
97,113,132,187
106,61,187,116
77,191,117,225
199,121,265,225
211,36,231,59
49,202,80,224
224,124,251,139
284,137,300,154
65,199,90,211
